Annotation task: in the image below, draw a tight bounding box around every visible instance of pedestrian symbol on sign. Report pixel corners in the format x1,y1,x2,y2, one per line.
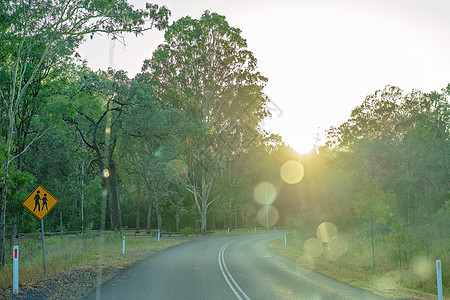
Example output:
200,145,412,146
33,190,41,212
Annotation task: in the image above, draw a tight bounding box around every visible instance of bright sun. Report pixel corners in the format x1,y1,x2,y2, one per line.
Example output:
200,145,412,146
281,133,315,155
290,141,314,155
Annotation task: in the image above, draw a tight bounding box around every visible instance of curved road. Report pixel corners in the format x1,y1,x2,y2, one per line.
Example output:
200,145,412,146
84,233,387,300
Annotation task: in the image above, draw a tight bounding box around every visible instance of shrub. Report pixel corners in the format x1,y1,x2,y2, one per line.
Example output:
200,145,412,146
181,227,194,236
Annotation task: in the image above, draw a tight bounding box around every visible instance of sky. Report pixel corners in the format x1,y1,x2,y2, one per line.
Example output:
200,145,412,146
78,0,450,154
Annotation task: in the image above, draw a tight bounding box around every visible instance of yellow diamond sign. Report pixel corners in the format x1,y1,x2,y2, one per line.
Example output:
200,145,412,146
23,185,58,220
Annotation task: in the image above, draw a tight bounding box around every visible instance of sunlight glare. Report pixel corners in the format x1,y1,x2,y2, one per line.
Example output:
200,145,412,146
280,160,304,184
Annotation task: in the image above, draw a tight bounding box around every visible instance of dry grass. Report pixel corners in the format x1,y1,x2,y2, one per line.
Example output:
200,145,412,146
0,234,186,289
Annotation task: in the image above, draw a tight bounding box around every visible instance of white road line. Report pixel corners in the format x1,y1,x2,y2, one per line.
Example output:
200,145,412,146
218,241,251,300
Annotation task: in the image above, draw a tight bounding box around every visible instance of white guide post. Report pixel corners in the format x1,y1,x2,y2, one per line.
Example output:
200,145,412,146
284,234,287,247
122,237,125,254
158,229,160,242
13,245,19,294
436,260,443,300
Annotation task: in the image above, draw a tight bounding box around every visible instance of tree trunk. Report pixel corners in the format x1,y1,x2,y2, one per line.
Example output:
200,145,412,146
9,216,17,254
109,160,121,231
81,162,85,231
175,212,180,232
371,219,376,272
60,209,64,241
201,202,207,235
0,159,10,268
146,193,153,233
156,203,162,230
136,181,141,232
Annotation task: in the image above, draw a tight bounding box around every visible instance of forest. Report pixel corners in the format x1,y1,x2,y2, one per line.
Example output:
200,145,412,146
0,1,448,292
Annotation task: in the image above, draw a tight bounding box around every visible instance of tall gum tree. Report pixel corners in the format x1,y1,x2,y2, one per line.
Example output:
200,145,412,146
0,0,170,267
141,11,270,234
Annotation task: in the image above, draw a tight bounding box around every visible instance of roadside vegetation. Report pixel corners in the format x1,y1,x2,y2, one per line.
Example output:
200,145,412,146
0,233,186,290
270,228,448,299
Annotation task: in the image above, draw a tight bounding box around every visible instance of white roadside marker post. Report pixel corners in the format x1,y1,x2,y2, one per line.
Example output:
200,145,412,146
122,237,125,254
436,260,443,300
158,229,160,242
284,234,287,247
13,245,19,294
227,227,230,236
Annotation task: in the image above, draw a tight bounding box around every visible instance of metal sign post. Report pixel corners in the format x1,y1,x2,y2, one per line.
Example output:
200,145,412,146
41,219,47,277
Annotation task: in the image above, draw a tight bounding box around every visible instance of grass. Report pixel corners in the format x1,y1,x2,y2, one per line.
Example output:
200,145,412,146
0,233,187,289
269,233,449,299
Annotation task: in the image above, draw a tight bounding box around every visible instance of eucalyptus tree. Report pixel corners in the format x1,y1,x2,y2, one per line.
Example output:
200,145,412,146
141,11,270,234
0,0,170,267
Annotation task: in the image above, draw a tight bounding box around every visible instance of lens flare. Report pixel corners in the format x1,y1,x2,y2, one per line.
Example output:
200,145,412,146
165,159,188,182
316,222,337,243
323,235,349,261
412,256,434,280
303,238,323,258
256,206,279,227
280,160,304,184
253,182,277,205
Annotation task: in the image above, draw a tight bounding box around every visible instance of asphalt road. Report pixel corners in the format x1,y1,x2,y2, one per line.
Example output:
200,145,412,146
83,232,388,300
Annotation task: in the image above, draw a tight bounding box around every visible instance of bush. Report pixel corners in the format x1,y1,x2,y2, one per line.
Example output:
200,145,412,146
181,227,194,237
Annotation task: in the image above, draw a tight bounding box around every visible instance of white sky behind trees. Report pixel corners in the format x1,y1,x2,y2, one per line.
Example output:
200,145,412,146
78,0,450,154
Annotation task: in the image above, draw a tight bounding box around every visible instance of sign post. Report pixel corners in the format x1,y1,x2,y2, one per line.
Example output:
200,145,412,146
23,185,59,278
40,219,47,277
13,245,19,294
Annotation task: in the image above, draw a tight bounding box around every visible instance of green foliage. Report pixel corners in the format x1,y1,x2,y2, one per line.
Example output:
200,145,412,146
180,227,194,236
